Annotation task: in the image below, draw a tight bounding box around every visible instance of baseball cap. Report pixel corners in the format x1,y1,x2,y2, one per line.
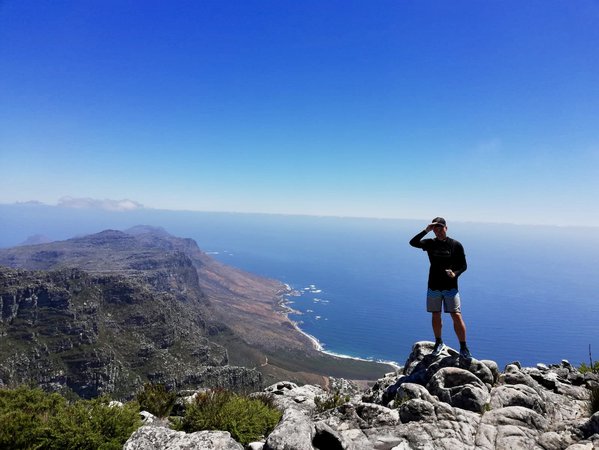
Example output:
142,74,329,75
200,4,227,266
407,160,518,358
430,217,446,227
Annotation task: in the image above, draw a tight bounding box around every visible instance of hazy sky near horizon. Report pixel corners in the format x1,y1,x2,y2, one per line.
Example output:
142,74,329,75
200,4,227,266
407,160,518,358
1,1,598,226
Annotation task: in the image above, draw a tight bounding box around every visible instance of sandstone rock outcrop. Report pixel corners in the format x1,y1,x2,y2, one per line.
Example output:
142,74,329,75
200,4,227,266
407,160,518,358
124,341,599,449
124,426,243,450
248,342,599,449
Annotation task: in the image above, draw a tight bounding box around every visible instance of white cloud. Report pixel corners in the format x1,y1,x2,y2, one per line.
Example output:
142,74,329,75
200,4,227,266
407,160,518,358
57,196,144,211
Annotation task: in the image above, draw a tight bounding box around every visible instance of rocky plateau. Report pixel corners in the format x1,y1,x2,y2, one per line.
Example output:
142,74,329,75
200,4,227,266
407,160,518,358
124,341,599,450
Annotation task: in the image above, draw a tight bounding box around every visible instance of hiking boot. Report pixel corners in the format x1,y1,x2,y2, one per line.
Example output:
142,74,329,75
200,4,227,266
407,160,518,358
459,347,472,361
431,342,445,357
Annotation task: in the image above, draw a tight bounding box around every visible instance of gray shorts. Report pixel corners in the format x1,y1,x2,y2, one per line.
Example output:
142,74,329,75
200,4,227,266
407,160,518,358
427,288,461,313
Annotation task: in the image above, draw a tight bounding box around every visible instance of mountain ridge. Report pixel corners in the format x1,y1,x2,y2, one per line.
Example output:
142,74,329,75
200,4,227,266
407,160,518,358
0,226,394,397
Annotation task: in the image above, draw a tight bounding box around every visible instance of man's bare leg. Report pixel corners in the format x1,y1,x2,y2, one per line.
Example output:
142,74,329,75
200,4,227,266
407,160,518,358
451,312,471,358
450,312,466,342
432,312,442,339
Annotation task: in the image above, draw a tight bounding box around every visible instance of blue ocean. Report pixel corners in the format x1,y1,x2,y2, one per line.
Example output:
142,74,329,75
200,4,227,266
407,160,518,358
166,213,599,370
1,206,598,369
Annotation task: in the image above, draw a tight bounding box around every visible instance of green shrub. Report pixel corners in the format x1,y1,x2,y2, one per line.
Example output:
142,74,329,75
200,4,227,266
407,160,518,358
391,393,408,409
579,362,599,374
314,389,350,413
43,396,142,450
0,386,141,450
0,386,67,449
135,383,177,418
251,392,278,409
174,389,281,445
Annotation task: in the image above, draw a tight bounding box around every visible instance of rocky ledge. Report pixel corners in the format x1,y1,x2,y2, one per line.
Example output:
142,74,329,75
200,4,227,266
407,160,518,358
125,341,599,450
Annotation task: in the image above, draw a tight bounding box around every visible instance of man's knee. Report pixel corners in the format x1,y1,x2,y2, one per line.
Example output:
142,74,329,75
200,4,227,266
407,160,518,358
450,312,464,322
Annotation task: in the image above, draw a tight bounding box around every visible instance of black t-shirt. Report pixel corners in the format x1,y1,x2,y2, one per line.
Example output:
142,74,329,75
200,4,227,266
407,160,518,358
409,230,467,291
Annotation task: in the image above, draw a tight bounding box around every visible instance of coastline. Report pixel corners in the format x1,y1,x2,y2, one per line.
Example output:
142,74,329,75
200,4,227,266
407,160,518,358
277,284,401,371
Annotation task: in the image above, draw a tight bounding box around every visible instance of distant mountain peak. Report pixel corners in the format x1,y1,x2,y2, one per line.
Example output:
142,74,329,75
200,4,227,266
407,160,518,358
70,229,134,246
124,225,169,236
18,234,53,246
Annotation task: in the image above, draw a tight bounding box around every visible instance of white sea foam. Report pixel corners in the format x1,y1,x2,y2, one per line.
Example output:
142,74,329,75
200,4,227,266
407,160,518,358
291,323,324,351
319,348,401,370
280,283,399,370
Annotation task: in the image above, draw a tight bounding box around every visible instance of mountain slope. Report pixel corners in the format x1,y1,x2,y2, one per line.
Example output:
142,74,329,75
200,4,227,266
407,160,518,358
0,226,394,393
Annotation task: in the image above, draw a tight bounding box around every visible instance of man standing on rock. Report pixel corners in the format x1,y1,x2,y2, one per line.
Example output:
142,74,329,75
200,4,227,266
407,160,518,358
409,217,471,360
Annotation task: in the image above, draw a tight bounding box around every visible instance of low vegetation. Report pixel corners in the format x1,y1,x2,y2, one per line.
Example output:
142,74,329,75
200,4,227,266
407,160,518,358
579,361,599,374
135,383,177,418
314,388,350,413
173,388,281,445
0,386,141,450
1,384,282,448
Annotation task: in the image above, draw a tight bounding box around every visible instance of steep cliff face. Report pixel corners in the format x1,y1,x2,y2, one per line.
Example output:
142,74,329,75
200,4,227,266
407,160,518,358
0,227,274,398
0,267,237,398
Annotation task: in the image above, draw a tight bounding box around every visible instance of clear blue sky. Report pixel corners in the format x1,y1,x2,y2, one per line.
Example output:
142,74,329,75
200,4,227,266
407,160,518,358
1,1,598,225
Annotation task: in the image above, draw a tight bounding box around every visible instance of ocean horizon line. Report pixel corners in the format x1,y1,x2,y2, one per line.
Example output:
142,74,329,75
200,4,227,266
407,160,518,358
3,201,598,229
